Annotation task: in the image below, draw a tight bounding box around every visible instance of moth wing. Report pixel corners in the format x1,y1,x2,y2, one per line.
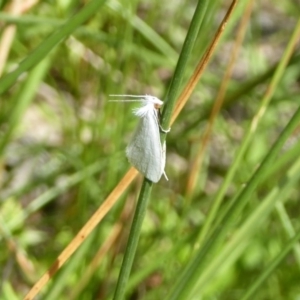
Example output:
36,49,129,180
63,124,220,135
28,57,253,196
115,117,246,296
126,111,163,183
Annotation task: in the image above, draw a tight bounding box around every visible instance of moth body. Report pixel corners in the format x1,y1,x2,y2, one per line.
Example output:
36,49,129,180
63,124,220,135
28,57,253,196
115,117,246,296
110,94,168,182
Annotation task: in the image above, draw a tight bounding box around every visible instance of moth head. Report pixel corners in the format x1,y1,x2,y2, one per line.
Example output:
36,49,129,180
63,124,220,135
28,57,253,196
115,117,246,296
144,95,163,109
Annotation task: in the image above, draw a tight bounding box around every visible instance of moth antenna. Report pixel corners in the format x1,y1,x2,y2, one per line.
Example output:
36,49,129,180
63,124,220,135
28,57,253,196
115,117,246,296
109,94,149,97
109,99,147,102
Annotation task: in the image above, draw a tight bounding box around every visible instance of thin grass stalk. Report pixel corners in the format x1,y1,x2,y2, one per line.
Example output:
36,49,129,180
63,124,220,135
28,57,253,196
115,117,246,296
112,1,208,299
112,179,153,300
0,0,106,95
167,97,300,299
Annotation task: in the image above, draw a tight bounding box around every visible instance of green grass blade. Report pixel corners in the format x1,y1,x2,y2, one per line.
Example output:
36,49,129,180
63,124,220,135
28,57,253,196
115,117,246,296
112,1,208,299
113,180,153,300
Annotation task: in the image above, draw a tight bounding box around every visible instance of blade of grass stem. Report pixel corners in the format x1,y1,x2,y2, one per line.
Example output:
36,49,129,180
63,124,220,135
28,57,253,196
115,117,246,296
112,180,153,300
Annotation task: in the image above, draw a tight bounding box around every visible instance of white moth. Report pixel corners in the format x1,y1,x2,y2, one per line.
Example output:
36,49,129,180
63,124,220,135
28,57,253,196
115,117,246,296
110,94,168,183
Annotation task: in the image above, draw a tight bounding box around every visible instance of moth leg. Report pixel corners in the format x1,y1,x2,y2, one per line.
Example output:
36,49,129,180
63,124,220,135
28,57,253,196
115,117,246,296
163,171,169,181
157,109,171,133
159,125,171,133
161,141,168,181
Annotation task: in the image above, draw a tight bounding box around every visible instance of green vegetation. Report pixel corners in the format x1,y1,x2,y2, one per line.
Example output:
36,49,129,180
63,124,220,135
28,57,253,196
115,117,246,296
0,0,300,299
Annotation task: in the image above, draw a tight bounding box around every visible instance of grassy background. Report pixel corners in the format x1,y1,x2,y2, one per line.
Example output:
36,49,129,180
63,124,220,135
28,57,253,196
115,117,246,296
1,0,300,299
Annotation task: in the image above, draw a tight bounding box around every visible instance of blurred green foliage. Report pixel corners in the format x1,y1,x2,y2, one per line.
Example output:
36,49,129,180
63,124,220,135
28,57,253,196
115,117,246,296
0,0,300,299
